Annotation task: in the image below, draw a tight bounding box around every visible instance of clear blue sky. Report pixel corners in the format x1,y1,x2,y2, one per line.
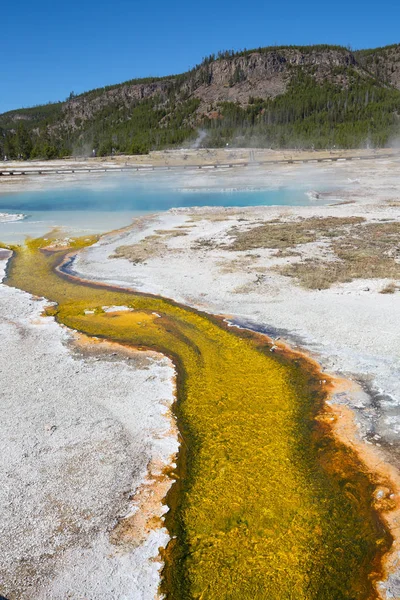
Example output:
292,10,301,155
2,0,399,114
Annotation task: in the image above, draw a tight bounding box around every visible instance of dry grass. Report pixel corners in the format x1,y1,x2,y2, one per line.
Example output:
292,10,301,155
188,213,235,223
112,235,164,263
193,237,216,250
217,256,262,274
154,229,188,236
112,228,187,263
115,216,400,290
281,221,400,289
385,200,400,207
225,217,365,251
380,282,399,294
222,217,400,290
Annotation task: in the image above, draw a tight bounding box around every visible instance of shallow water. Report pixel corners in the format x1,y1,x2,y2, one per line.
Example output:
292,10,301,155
0,210,145,243
0,177,331,242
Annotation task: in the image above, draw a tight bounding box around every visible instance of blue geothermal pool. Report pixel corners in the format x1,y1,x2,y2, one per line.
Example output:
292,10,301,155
0,174,333,242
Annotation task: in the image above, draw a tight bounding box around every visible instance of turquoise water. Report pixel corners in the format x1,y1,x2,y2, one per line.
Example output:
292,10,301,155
0,181,329,243
1,184,318,212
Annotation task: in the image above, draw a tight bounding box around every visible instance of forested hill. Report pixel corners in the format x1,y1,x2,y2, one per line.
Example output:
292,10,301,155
1,43,400,158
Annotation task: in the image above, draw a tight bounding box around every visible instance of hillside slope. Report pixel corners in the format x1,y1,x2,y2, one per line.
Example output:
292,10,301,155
1,44,400,158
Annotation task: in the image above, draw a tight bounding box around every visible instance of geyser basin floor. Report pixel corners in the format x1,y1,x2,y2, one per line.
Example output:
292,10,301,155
4,236,391,599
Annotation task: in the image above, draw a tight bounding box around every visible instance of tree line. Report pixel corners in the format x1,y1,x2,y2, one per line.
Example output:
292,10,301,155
1,62,400,159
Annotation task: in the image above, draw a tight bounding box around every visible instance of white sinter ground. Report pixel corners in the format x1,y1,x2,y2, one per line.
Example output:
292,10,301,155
0,254,178,600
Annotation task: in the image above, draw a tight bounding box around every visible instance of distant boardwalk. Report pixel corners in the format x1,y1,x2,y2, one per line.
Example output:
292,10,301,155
0,152,395,178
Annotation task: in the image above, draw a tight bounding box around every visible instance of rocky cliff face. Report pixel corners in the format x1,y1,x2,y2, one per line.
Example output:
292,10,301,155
62,81,173,129
182,48,359,107
355,45,400,90
196,47,356,88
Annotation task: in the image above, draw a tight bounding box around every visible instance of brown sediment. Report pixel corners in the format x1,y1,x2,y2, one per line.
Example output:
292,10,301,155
110,458,176,549
328,378,400,596
72,331,167,366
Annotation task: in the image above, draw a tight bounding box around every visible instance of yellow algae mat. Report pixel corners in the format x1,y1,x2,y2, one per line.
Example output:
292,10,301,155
4,237,390,599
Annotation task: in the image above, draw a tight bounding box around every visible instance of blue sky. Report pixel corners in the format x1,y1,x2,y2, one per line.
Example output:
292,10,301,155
1,0,399,114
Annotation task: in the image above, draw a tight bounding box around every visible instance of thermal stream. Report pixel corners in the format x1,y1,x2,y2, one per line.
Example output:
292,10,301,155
4,235,391,599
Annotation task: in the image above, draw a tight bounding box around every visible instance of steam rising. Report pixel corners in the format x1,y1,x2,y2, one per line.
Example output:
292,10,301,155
191,129,208,149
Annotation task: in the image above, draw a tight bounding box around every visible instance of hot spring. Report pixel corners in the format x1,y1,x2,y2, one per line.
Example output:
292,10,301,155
0,170,337,243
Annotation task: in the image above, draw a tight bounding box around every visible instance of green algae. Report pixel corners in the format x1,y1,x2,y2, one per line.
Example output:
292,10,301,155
4,237,391,599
